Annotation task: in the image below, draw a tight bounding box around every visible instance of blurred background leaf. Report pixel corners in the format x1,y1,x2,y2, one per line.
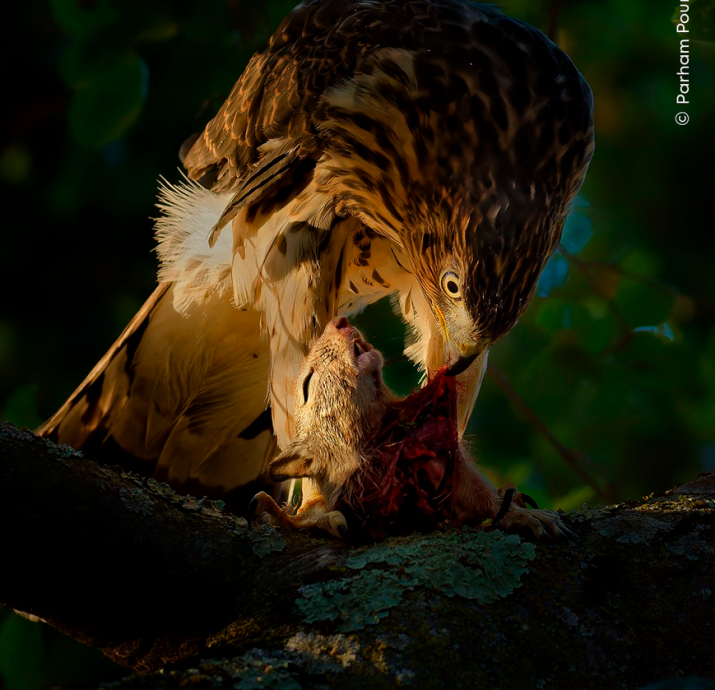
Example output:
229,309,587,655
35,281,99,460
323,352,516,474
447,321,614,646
0,0,713,685
0,613,44,690
0,608,121,689
68,52,148,148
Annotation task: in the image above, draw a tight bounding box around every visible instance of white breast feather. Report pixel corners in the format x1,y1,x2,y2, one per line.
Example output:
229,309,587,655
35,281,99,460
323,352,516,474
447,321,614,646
154,173,234,314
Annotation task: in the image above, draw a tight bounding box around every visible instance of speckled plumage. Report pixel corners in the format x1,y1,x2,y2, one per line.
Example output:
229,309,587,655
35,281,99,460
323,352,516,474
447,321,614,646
39,0,594,507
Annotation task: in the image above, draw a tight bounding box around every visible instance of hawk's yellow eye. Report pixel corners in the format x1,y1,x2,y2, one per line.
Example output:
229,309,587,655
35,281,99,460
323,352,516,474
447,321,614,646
440,271,462,299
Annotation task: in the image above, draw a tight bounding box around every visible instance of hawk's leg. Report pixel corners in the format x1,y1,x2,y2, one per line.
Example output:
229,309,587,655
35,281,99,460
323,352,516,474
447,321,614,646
249,491,349,541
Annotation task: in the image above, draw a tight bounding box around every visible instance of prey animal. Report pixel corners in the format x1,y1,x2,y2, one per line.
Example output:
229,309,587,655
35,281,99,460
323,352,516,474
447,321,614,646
252,317,570,542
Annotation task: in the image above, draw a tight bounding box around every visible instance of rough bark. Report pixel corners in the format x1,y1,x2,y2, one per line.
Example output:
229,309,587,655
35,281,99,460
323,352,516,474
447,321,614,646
1,420,714,689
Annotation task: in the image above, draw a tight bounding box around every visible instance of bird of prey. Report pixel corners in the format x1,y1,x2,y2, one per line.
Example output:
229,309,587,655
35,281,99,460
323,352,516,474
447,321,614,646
39,0,594,509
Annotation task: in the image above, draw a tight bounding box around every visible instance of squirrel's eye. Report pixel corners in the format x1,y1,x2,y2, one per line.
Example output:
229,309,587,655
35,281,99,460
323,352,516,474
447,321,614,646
440,271,462,299
301,369,314,404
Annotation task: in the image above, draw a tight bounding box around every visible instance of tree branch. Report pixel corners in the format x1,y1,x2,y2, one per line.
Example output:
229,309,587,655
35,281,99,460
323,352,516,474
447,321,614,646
1,421,714,688
0,422,346,672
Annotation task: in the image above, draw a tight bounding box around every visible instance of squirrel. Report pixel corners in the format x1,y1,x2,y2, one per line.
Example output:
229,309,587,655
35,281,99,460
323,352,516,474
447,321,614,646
250,317,572,543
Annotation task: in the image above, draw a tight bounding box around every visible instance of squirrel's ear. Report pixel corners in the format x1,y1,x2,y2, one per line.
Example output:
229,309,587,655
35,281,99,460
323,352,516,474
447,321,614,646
269,447,314,482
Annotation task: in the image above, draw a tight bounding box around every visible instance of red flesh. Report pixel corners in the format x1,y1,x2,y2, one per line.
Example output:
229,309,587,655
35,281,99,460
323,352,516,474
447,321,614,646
340,368,462,541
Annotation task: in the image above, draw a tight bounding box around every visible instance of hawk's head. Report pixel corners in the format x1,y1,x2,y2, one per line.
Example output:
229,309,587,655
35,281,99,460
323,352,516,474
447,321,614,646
327,7,595,371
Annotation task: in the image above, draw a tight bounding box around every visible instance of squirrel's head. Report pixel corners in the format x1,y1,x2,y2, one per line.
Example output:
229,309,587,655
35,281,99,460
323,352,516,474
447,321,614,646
268,317,390,502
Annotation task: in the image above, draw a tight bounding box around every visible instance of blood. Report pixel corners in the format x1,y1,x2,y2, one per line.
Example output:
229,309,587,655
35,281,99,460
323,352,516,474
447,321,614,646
340,368,463,542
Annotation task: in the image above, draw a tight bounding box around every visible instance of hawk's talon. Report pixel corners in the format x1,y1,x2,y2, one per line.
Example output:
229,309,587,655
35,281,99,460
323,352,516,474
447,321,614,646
337,522,350,544
494,486,516,524
520,492,539,509
491,482,572,540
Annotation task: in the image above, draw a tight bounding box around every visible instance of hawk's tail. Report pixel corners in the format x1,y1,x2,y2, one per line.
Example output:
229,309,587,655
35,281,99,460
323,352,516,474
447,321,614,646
38,281,278,513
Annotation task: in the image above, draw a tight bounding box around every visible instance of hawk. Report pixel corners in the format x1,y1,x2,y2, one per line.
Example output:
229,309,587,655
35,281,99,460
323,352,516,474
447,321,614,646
39,0,594,510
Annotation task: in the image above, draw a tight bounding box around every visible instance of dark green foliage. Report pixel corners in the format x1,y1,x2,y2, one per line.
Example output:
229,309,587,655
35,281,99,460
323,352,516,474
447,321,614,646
0,608,121,690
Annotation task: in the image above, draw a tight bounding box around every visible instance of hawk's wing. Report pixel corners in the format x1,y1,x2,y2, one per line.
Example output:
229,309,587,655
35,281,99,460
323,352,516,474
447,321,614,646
182,4,328,237
39,283,277,504
182,0,350,193
182,0,514,236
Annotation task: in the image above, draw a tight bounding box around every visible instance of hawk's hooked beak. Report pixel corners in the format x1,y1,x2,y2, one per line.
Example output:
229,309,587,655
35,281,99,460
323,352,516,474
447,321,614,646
433,305,483,377
429,304,489,434
446,342,481,377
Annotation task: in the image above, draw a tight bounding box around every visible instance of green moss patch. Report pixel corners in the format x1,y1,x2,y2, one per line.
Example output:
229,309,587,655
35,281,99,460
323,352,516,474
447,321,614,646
249,524,287,557
296,530,536,632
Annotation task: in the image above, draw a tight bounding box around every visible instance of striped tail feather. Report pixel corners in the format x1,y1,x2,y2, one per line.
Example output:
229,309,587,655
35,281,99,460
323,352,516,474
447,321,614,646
37,283,278,513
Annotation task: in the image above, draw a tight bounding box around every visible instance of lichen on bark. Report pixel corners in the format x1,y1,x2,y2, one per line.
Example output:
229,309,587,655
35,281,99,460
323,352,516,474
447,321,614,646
296,530,536,631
